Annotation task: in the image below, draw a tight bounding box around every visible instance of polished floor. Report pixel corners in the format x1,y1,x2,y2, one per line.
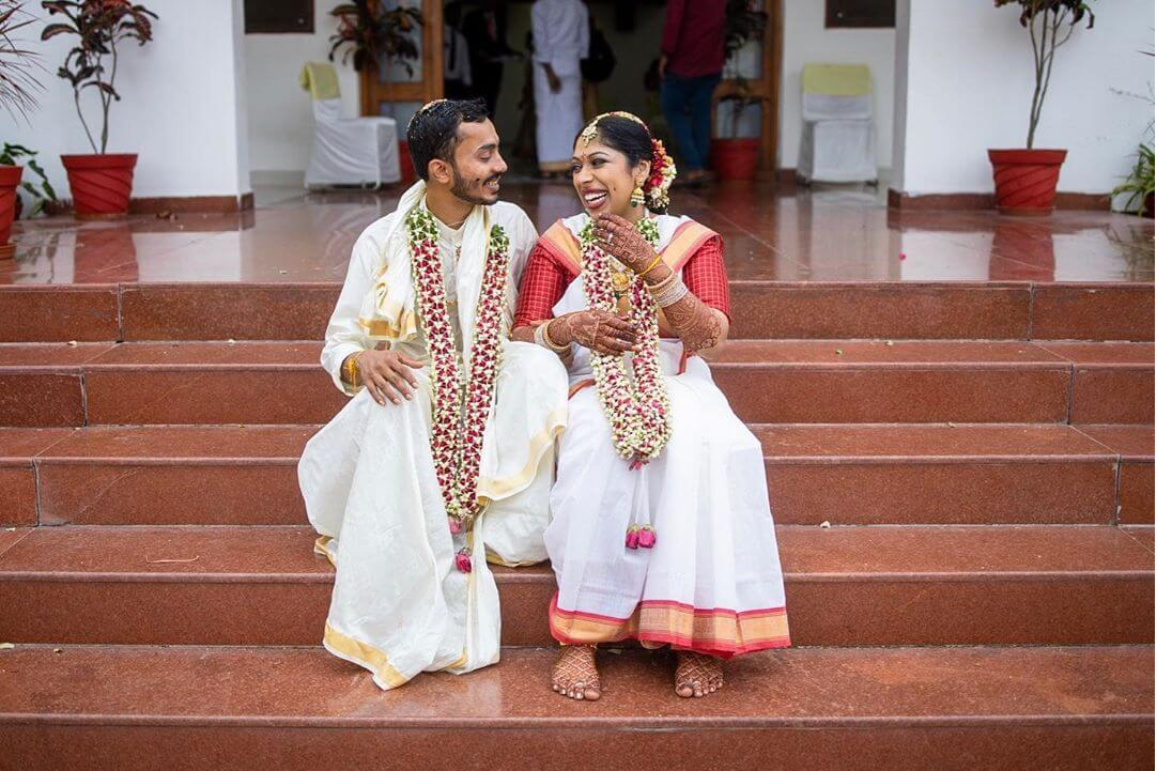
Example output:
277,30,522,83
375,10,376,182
4,181,1154,284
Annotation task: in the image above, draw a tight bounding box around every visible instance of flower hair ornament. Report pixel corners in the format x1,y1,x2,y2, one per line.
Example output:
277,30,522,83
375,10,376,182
580,111,677,211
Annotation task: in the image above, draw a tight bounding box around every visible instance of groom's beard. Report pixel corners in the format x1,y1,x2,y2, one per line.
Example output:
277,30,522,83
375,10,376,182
450,165,502,206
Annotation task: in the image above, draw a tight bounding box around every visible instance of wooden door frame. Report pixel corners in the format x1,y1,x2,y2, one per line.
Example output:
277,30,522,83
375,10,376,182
711,0,783,177
358,1,445,119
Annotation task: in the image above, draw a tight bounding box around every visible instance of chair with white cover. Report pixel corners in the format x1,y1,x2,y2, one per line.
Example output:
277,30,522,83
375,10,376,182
797,64,877,185
300,62,401,188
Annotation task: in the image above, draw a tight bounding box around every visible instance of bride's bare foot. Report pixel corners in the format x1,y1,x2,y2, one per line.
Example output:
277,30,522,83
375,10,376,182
551,644,601,701
675,651,724,698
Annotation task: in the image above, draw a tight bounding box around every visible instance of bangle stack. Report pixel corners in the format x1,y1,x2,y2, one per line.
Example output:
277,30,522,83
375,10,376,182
534,319,570,353
647,270,689,308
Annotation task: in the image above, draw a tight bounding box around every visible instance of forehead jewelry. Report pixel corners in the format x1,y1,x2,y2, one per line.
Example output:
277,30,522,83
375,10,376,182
581,110,648,148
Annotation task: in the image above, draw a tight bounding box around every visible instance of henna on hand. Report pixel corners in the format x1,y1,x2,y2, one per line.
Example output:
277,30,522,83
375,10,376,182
593,214,659,274
662,294,728,353
552,310,638,356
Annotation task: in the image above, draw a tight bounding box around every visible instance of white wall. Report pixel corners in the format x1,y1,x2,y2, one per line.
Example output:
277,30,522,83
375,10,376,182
6,0,250,199
893,0,1154,196
244,3,361,175
779,0,896,170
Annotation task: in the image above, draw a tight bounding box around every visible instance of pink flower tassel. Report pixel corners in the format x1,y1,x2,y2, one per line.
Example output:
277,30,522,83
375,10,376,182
447,517,463,535
455,547,473,573
625,524,641,550
637,525,657,549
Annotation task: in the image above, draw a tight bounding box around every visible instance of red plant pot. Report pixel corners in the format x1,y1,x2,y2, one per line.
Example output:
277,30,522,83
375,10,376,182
61,153,138,219
0,165,23,259
711,138,760,181
988,148,1067,216
398,141,416,185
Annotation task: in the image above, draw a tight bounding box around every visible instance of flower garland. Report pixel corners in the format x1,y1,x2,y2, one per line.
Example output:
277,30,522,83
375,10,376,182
406,207,510,572
579,215,672,466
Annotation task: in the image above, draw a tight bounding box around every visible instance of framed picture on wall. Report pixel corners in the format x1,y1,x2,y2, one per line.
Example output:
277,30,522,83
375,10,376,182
244,0,314,34
825,0,896,29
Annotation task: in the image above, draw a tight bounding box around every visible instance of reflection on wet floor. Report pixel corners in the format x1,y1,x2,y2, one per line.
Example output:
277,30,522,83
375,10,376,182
3,182,1153,284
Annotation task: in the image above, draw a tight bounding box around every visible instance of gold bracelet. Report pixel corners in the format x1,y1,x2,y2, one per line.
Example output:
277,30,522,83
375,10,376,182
343,352,363,385
646,270,678,294
639,251,664,277
541,319,570,352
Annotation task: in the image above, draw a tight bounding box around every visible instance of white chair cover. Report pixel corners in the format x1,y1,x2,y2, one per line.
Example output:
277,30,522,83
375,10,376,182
797,64,877,184
302,62,401,188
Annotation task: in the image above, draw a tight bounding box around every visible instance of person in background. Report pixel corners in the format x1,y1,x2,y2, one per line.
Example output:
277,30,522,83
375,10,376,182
659,0,726,186
462,0,516,116
443,3,473,101
531,0,589,180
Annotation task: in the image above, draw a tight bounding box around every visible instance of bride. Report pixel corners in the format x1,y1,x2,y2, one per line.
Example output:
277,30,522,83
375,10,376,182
511,112,791,701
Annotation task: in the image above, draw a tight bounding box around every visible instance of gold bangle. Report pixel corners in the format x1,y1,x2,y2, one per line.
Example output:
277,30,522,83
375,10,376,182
639,251,664,277
542,319,569,352
343,352,362,385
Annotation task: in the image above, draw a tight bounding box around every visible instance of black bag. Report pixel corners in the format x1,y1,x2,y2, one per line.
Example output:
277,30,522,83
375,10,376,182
581,23,616,83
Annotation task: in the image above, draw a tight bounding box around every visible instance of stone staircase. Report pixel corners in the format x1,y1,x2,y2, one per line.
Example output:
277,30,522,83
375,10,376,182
0,279,1153,770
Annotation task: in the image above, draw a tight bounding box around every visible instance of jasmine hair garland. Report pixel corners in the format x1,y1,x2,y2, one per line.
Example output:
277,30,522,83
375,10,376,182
406,206,511,572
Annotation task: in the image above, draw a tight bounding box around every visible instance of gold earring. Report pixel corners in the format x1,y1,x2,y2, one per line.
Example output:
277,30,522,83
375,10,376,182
630,182,645,208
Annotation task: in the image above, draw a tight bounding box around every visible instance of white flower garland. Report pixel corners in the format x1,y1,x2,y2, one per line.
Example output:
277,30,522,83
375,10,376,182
406,207,510,572
579,216,672,465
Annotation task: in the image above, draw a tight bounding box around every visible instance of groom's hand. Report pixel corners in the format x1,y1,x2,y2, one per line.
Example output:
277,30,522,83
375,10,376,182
553,310,638,356
356,349,423,406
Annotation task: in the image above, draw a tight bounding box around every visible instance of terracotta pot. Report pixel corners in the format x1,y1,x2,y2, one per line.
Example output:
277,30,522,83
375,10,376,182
0,165,23,259
711,138,760,181
988,148,1067,216
61,153,137,219
398,141,416,185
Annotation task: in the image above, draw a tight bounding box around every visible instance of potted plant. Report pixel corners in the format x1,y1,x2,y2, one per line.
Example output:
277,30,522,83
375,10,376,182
0,0,41,257
1,143,58,219
1111,143,1155,218
41,0,156,219
710,0,767,181
328,1,422,182
989,1,1095,215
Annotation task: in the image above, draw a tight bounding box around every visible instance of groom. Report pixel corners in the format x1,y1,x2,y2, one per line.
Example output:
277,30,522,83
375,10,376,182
298,98,568,690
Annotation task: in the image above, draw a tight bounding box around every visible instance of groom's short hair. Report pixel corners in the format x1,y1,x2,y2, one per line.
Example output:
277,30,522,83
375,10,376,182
407,98,490,182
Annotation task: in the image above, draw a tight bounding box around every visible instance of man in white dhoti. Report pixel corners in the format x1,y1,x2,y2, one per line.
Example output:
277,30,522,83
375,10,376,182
531,0,588,178
298,99,569,690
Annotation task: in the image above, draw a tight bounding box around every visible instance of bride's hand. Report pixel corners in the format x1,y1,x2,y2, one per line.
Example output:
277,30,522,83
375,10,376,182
593,213,658,275
551,310,638,356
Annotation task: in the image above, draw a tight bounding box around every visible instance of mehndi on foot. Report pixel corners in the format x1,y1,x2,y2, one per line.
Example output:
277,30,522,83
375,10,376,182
674,651,724,698
551,644,602,701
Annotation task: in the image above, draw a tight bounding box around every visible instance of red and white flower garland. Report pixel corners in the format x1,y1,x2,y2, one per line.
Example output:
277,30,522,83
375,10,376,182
579,216,671,465
406,207,510,572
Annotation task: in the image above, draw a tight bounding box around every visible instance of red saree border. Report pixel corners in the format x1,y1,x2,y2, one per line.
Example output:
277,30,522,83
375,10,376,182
549,592,791,660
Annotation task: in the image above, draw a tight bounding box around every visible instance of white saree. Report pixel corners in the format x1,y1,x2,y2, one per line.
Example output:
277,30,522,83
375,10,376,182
298,182,569,689
542,213,792,658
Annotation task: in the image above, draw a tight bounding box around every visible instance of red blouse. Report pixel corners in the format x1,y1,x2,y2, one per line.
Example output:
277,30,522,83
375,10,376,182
514,233,731,328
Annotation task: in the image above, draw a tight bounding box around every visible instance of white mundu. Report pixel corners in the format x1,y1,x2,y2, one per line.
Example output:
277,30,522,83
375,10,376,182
298,181,569,690
531,0,589,171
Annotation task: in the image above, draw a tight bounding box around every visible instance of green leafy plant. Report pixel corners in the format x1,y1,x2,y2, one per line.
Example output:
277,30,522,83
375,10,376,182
41,0,158,154
0,1,41,121
0,143,57,216
1111,143,1155,216
994,0,1095,148
328,1,422,74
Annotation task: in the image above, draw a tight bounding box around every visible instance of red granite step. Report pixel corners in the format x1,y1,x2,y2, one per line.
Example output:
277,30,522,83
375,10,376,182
0,644,1150,771
0,524,1150,647
3,340,1151,426
1077,425,1156,524
1,281,1151,343
2,423,1134,528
